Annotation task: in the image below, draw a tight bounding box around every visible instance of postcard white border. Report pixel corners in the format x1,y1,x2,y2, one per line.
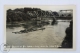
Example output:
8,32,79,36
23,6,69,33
4,5,76,51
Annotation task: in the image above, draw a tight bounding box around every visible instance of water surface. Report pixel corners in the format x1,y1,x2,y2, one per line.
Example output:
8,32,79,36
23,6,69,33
6,20,70,48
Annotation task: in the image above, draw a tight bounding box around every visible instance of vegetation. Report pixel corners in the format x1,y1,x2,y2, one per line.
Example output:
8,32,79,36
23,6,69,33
7,7,72,23
7,7,59,22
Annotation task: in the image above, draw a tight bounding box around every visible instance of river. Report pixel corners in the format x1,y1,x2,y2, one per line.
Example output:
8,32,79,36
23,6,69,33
6,20,70,48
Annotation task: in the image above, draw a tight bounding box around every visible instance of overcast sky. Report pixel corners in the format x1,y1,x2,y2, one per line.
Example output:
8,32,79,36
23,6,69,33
5,5,74,12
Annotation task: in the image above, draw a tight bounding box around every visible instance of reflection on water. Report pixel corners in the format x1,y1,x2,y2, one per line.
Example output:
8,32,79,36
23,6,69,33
6,20,70,48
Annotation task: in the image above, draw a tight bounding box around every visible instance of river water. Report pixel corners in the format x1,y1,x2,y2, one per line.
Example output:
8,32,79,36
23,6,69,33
6,20,70,48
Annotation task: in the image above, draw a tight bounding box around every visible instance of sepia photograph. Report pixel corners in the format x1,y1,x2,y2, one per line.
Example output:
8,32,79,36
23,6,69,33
4,5,75,50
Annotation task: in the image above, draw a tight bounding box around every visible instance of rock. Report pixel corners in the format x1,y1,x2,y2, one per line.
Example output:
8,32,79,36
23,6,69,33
60,20,73,48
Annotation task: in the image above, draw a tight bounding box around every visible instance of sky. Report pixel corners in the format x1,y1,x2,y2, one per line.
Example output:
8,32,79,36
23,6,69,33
5,5,74,12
